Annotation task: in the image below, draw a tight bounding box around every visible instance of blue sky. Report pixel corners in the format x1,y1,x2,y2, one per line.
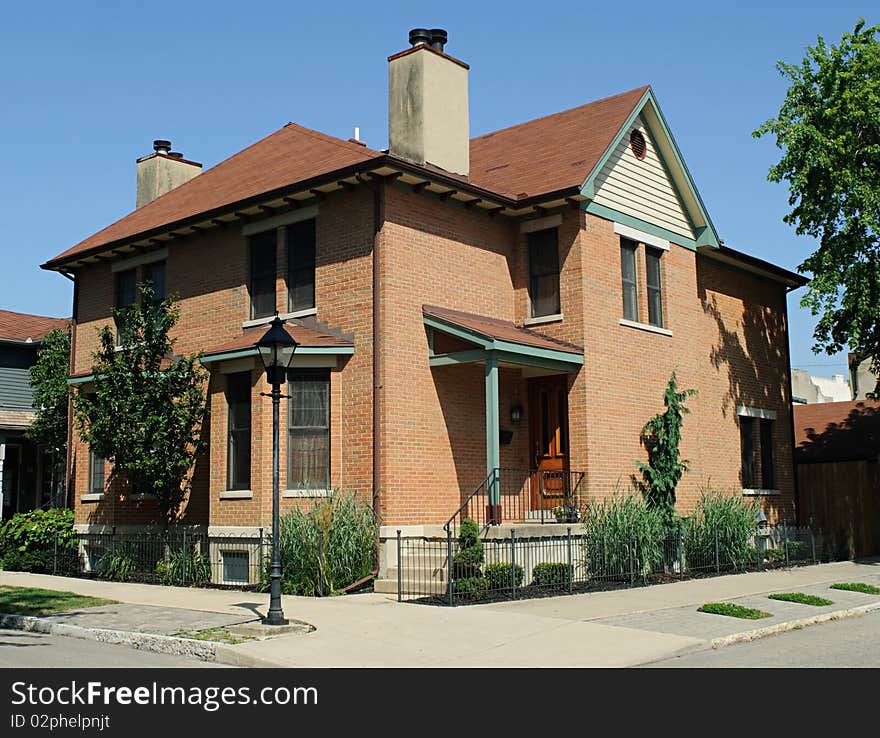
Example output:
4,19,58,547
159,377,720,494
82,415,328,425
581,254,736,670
1,1,875,376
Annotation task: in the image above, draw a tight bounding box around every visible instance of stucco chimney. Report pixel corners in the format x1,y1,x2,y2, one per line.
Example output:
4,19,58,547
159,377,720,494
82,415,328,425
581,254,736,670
388,28,469,177
136,139,202,208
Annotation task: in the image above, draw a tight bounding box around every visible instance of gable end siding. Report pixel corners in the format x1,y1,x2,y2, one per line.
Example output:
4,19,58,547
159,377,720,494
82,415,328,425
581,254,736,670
591,116,695,240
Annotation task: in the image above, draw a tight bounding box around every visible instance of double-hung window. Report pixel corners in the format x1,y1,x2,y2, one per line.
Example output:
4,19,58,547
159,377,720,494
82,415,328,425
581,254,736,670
287,219,316,313
250,230,277,320
620,238,639,322
226,372,252,491
740,416,757,488
142,261,166,306
739,409,777,491
760,419,775,489
287,372,330,491
88,449,105,493
114,268,137,343
528,228,561,318
645,247,663,327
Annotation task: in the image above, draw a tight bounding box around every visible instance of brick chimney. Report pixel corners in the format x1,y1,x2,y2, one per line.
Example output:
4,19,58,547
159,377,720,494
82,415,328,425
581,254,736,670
388,28,469,177
136,140,202,208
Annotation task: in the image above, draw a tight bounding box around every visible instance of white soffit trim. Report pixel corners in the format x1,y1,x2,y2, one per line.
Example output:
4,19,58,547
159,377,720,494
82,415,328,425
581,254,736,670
736,406,777,420
111,247,168,272
242,205,318,236
613,222,670,251
218,357,255,374
520,214,563,233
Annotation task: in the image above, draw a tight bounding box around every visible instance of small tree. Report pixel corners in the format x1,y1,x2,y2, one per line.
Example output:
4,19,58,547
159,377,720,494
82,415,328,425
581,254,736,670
636,372,697,527
74,284,208,522
26,326,71,507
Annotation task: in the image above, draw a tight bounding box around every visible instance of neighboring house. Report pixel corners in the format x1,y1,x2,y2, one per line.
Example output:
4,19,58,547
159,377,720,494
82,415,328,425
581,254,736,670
849,353,879,400
791,368,852,404
0,309,69,520
42,29,806,583
794,400,880,558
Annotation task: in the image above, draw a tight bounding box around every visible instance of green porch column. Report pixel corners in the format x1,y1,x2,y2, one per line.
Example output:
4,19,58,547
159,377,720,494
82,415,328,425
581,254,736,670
485,351,500,509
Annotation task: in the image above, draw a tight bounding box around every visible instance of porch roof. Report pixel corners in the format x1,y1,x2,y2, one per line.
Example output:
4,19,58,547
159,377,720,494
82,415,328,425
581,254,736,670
423,304,583,372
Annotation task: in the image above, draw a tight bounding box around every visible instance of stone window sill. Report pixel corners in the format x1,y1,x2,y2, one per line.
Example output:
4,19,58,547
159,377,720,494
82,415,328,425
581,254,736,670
618,318,672,337
742,488,780,496
523,313,563,327
220,489,254,500
80,493,105,502
282,489,329,498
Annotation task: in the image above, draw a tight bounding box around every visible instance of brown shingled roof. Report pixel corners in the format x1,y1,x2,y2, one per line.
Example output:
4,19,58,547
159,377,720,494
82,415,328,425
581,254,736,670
794,400,880,463
0,310,69,343
46,124,385,266
468,86,648,198
423,304,582,355
201,323,353,359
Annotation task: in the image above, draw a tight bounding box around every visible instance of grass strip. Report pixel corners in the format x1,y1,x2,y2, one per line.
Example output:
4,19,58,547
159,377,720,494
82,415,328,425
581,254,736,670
768,592,833,606
0,586,117,616
830,582,880,595
171,627,252,645
697,602,772,619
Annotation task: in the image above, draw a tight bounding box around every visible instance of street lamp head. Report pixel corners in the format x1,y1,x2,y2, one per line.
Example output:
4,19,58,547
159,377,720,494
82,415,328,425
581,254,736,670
256,313,298,385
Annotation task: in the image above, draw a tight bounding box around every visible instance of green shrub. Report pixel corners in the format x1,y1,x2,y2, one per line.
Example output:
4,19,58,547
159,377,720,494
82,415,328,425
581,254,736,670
451,517,484,580
580,493,665,579
683,489,757,571
484,562,524,591
453,576,490,600
155,549,212,586
263,490,377,596
784,540,809,561
95,542,143,582
0,509,77,573
532,562,570,587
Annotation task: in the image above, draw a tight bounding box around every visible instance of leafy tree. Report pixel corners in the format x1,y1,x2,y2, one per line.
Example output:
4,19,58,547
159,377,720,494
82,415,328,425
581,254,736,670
26,326,71,506
754,20,880,396
74,284,208,522
636,372,697,527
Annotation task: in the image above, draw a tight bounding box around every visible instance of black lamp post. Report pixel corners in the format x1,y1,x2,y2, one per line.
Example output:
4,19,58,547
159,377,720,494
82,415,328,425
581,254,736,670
256,313,298,625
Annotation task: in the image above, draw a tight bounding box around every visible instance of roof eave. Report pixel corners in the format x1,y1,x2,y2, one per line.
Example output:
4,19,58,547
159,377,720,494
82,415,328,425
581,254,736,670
697,245,809,289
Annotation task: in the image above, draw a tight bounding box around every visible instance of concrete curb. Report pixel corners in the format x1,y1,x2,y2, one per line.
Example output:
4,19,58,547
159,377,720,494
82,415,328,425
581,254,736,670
709,601,880,650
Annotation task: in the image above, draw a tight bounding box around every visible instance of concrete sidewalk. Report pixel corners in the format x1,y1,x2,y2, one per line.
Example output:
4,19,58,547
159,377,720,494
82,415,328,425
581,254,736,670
1,559,878,667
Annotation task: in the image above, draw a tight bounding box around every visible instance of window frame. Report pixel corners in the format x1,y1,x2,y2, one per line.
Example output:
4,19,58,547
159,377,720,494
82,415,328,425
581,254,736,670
286,371,331,492
225,372,252,492
620,237,639,322
527,227,561,319
249,230,278,320
645,246,663,328
740,416,757,489
760,418,775,490
88,448,105,494
287,218,316,314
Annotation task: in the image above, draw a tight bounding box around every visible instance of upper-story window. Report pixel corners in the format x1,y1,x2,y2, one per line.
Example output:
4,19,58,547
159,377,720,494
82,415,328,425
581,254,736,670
114,268,137,342
620,238,639,322
250,230,277,320
287,219,316,314
528,227,560,318
142,261,166,305
645,247,663,328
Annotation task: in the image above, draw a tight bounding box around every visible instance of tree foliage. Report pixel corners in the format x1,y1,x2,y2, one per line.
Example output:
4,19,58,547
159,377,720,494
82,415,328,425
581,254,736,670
636,372,697,527
26,326,71,457
753,20,880,395
74,285,208,521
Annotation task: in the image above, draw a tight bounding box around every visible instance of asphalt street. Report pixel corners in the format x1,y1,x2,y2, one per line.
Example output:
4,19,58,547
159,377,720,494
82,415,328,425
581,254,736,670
643,609,880,667
0,629,227,668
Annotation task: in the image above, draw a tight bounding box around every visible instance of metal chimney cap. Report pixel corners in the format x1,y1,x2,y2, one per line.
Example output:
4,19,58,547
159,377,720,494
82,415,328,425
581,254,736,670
168,152,184,159
153,139,172,154
408,28,431,47
429,29,448,51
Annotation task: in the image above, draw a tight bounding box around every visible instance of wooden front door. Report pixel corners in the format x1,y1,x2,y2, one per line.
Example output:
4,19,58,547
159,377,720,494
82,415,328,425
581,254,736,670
528,375,570,510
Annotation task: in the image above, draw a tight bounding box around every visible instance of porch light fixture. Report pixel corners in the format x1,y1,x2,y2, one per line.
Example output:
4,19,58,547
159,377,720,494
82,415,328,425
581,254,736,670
510,404,523,424
256,313,299,626
756,510,768,527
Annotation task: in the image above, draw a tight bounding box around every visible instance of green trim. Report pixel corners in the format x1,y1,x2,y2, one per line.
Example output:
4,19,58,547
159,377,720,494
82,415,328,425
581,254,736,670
423,313,583,367
200,345,354,364
584,202,698,251
429,349,487,367
68,374,95,386
579,89,719,249
494,350,581,373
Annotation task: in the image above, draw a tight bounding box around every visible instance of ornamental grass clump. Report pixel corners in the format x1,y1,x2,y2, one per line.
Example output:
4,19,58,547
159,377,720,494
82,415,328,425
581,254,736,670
265,490,377,596
580,492,665,581
683,488,758,571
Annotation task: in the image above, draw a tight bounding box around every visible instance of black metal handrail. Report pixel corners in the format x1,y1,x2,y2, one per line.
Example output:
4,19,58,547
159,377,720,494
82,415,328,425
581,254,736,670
443,469,498,535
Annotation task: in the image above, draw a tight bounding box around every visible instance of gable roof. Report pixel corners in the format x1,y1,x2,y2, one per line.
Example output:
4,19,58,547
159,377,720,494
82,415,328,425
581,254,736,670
468,87,649,199
794,400,880,463
0,310,69,344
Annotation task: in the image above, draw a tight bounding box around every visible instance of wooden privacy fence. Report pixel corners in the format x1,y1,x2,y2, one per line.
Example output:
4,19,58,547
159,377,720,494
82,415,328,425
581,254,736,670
797,459,879,559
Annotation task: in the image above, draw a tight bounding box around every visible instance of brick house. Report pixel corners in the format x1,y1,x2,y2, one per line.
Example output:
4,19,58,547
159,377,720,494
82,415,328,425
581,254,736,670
42,29,805,583
0,310,69,519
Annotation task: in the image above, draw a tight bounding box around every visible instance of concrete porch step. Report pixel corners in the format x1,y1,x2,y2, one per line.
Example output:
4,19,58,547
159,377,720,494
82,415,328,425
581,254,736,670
374,577,447,595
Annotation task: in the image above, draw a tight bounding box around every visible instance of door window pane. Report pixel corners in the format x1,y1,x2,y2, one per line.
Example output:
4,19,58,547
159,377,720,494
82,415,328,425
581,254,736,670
287,219,316,313
288,373,330,490
620,239,638,321
528,228,560,317
250,230,277,319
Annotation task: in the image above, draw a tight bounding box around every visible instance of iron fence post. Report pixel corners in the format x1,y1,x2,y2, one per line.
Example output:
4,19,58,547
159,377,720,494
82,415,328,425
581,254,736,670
511,529,517,599
810,528,817,564
714,526,720,574
783,520,789,568
678,521,684,578
396,530,402,603
53,528,58,575
318,529,324,597
111,525,116,561
628,536,634,586
258,527,264,580
567,527,573,594
447,527,454,606
182,527,188,587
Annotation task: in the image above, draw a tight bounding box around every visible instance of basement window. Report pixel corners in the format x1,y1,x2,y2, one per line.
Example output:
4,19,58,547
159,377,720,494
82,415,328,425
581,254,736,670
221,551,250,585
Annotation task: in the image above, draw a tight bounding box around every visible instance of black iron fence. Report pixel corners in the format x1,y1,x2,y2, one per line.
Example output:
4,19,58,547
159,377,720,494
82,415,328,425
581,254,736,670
26,528,268,589
396,523,828,605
